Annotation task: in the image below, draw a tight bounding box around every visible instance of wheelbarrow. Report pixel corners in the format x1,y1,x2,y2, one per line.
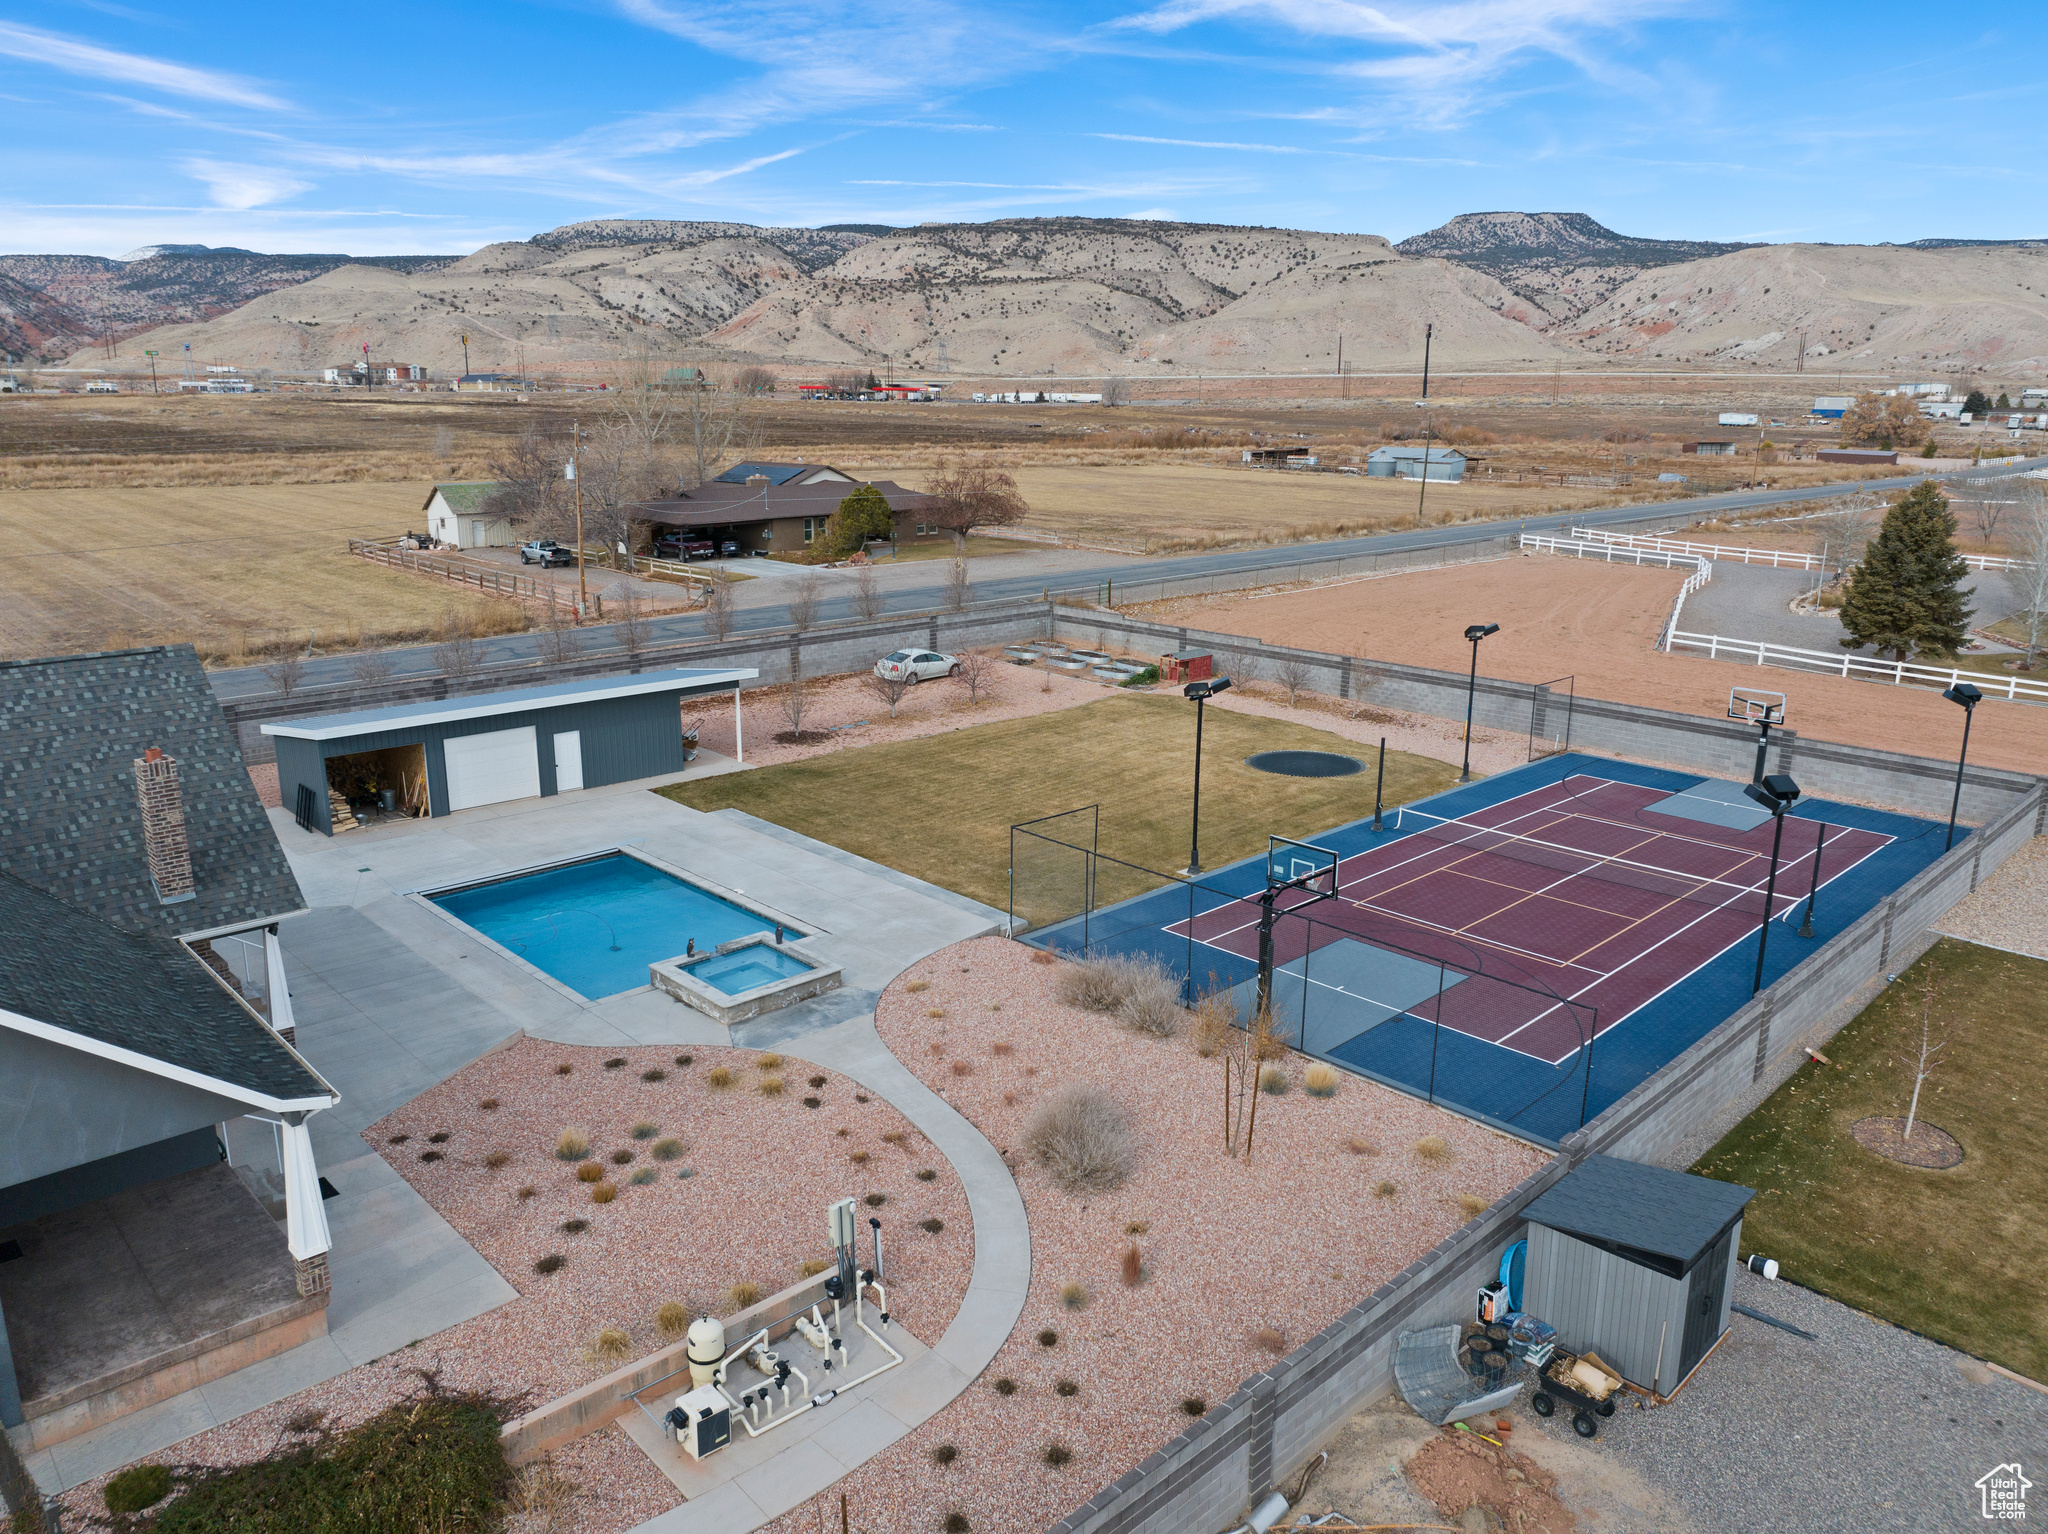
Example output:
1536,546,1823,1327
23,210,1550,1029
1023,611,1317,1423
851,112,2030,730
1531,1348,1623,1439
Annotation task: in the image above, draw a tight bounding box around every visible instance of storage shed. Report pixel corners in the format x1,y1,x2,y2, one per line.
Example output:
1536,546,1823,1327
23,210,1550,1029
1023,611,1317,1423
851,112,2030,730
264,667,754,835
1520,1155,1754,1397
1366,445,1467,481
423,482,515,548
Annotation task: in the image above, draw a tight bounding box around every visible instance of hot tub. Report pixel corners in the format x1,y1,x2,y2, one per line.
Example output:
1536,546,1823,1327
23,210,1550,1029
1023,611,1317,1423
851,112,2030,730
650,937,842,1026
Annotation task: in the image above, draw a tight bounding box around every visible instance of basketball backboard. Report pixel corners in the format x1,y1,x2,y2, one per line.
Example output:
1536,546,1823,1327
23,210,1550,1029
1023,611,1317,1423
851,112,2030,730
1267,836,1339,902
1727,686,1787,724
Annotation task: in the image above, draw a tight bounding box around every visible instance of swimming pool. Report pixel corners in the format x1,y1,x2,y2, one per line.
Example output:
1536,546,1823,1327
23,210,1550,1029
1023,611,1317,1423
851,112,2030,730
430,853,803,999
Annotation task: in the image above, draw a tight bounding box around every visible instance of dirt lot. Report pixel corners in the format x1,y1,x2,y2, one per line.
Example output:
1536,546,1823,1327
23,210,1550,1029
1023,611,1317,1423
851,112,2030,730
0,481,525,661
1149,551,2048,774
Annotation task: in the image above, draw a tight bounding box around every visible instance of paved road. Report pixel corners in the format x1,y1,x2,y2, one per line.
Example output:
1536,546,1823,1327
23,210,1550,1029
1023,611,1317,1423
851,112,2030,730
210,458,2048,703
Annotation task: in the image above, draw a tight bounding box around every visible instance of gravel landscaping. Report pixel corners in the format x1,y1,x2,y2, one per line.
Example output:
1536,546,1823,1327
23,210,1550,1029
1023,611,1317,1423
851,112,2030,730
1934,833,2048,959
50,1039,974,1534
761,936,1547,1534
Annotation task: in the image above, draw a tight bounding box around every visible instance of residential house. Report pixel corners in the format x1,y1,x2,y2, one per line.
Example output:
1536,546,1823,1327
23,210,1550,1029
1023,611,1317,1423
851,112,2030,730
424,481,515,549
0,647,338,1452
454,374,531,393
632,462,941,555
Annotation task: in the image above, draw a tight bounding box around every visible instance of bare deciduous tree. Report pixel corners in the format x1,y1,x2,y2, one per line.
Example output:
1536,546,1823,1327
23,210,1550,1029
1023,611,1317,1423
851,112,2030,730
265,650,305,698
852,564,885,620
2010,482,2048,670
607,583,646,657
538,601,581,667
484,422,572,534
1102,377,1130,407
348,646,397,688
1808,493,1878,582
865,669,914,719
1896,976,1949,1142
785,571,824,632
953,649,996,705
432,611,480,677
432,426,454,461
777,658,809,737
923,458,1029,551
732,365,777,395
944,558,972,612
701,576,736,642
1274,655,1312,706
1964,492,2006,547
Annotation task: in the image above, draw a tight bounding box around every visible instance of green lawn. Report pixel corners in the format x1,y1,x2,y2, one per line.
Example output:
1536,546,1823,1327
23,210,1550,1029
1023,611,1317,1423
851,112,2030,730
657,693,1459,914
1693,937,2048,1380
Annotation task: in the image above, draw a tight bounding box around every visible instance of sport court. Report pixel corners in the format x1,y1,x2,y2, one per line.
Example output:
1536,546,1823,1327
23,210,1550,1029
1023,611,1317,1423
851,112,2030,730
1021,753,1957,1142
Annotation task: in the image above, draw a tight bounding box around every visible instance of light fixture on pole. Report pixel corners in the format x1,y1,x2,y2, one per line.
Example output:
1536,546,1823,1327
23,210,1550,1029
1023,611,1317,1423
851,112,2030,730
1941,681,1981,851
1460,623,1499,781
1743,773,1802,996
1182,676,1233,875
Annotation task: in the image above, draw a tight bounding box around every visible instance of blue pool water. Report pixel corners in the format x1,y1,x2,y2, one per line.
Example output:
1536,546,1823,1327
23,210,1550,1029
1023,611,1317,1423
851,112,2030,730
689,945,814,995
433,854,802,999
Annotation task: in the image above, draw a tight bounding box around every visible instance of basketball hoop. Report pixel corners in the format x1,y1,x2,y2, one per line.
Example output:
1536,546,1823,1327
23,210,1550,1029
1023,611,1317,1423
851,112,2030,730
1729,687,1788,785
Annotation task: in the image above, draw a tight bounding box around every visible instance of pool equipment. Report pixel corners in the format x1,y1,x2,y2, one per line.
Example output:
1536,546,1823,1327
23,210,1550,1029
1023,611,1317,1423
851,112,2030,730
664,1384,732,1460
685,1316,725,1387
1746,1253,1780,1280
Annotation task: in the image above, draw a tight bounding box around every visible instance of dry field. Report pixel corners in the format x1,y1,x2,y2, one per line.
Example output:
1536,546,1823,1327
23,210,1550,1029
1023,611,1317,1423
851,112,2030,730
1152,551,2048,775
0,481,525,661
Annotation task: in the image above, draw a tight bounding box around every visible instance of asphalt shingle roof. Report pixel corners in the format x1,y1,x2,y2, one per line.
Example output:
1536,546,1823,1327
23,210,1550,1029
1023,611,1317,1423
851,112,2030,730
0,646,305,939
0,872,330,1104
1521,1153,1754,1272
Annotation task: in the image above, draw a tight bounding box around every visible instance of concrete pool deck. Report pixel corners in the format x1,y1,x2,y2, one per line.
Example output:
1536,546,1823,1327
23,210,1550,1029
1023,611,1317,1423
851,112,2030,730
19,770,1029,1531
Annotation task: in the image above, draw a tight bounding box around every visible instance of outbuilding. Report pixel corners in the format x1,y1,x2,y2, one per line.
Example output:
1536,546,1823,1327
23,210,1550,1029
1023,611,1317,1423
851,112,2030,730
264,667,755,835
1520,1154,1754,1398
1366,445,1467,481
1817,447,1898,465
423,481,515,549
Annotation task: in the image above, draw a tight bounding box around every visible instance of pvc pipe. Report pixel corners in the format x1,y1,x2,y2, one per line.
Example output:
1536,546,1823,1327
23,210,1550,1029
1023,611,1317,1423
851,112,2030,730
1228,1492,1291,1534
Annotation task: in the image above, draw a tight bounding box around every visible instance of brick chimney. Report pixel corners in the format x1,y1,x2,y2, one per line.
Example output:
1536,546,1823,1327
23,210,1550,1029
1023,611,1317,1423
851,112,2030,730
134,747,196,904
746,474,769,490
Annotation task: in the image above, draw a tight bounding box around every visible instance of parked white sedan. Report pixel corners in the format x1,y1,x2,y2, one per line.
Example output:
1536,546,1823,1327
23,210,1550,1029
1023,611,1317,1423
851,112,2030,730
875,649,959,683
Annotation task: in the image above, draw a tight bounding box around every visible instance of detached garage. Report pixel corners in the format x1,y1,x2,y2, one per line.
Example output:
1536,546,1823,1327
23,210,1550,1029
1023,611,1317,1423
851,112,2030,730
1520,1154,1754,1399
264,666,754,835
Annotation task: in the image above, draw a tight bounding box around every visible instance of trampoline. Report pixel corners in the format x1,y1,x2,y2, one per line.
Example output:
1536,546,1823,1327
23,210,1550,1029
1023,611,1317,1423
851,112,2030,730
1246,750,1363,778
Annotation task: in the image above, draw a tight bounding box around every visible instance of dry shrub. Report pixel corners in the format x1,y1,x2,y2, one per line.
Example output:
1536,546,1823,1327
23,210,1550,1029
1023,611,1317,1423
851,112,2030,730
932,1443,959,1466
726,1279,764,1311
950,1059,974,1077
1255,1326,1287,1355
484,1150,512,1169
1303,1062,1340,1098
1258,1064,1289,1095
1056,954,1179,1036
652,1137,687,1161
428,1131,451,1143
758,1076,786,1097
1120,1243,1144,1286
576,1162,605,1184
1037,1328,1059,1347
881,1130,907,1145
1030,950,1056,966
629,1167,657,1185
533,1253,565,1275
757,1053,783,1071
1055,1379,1079,1397
921,1217,945,1233
850,1149,870,1164
555,1063,573,1076
419,1150,444,1163
705,1066,735,1090
992,1041,1014,1056
640,1068,667,1083
609,1147,635,1165
810,1074,828,1089
864,1193,887,1207
1374,1180,1398,1198
1182,1397,1207,1416
993,1377,1017,1396
554,1128,591,1161
603,1057,626,1070
1456,1193,1491,1218
478,1098,499,1111
927,1007,947,1019
675,1053,694,1067
656,1302,690,1339
1124,1219,1150,1235
906,979,930,993
518,1184,536,1200
1413,1134,1453,1164
1346,1137,1378,1156
590,1182,617,1203
591,1326,632,1362
1023,1085,1136,1193
1192,987,1234,1058
1119,972,1184,1038
560,1218,588,1234
917,1168,938,1181
1042,1444,1072,1467
1059,1282,1089,1309
800,1258,833,1278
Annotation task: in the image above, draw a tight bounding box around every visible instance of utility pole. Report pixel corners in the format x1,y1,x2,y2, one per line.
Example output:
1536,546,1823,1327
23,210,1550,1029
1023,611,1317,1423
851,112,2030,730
1336,335,1343,400
145,350,159,394
1796,328,1807,374
460,332,470,378
1416,323,1435,528
571,417,587,618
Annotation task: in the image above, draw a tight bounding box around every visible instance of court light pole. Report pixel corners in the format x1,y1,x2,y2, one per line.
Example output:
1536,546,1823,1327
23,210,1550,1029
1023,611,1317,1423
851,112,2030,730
1744,773,1802,996
1460,623,1500,782
1182,676,1232,876
1942,681,1982,851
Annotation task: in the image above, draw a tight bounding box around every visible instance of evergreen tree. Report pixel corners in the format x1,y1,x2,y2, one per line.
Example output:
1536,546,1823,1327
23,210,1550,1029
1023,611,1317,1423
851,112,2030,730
1838,482,1973,660
821,483,896,556
1998,391,2012,410
1963,389,1990,416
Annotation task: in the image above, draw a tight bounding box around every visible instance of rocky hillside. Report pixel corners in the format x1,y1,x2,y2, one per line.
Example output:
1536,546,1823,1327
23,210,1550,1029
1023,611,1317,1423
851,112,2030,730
1396,212,1756,325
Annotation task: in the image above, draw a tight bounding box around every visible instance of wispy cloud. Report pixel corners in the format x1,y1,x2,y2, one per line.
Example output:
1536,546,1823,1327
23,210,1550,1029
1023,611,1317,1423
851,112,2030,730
0,20,288,109
1092,132,1306,152
183,158,312,209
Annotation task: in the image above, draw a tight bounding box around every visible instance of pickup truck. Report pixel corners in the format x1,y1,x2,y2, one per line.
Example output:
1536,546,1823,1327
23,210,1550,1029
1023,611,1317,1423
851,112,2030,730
518,540,575,567
652,532,717,561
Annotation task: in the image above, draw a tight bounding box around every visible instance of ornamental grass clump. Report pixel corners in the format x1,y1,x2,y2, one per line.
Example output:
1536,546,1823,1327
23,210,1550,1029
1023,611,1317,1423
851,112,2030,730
592,1326,632,1362
629,1121,658,1140
1413,1134,1453,1164
657,1302,689,1339
652,1137,686,1161
1056,953,1182,1037
725,1279,763,1310
590,1182,616,1203
1023,1085,1136,1193
705,1066,735,1090
554,1128,591,1161
576,1162,605,1183
630,1167,658,1185
1303,1062,1340,1098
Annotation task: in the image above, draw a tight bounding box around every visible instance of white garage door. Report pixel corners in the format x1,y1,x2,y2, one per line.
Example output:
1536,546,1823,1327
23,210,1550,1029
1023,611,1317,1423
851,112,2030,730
442,726,541,812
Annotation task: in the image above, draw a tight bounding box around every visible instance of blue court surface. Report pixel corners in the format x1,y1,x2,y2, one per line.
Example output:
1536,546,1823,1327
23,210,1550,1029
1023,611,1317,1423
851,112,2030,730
1019,752,1958,1144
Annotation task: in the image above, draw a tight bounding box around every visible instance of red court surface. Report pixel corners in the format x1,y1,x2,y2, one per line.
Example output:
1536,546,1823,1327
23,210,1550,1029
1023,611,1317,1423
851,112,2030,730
1178,774,1892,1064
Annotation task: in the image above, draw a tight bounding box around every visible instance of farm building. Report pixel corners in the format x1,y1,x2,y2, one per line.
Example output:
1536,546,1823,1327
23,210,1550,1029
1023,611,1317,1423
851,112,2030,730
423,481,515,548
1810,396,1854,418
265,666,756,834
1520,1154,1753,1397
1366,445,1467,481
1680,440,1739,457
1817,448,1898,465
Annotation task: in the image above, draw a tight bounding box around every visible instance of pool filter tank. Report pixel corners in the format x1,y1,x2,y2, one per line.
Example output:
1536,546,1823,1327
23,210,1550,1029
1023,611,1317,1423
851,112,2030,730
686,1315,725,1388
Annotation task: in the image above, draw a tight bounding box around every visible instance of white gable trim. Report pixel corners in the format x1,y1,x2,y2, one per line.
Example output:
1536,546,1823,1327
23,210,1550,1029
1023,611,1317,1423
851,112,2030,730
0,1006,336,1115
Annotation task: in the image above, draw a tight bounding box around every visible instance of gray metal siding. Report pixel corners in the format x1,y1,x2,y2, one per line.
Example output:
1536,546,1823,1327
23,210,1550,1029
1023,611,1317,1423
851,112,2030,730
273,733,331,834
1525,1224,1687,1391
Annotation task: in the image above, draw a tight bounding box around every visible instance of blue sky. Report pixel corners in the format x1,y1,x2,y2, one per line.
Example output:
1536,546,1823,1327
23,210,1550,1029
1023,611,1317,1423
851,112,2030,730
2,1,2041,257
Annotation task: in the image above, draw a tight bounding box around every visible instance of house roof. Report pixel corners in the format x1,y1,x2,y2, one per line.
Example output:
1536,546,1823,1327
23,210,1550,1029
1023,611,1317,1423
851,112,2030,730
1368,445,1467,462
261,666,757,742
715,462,853,486
0,871,332,1108
1522,1154,1754,1275
0,647,305,939
634,474,931,529
423,482,506,517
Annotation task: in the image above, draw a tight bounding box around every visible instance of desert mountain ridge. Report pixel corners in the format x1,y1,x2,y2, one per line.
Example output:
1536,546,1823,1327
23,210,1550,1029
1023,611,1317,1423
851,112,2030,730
15,214,2048,381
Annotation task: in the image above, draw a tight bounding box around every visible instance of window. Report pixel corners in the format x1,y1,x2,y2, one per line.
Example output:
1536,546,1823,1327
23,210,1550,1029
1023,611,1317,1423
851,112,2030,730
802,516,823,544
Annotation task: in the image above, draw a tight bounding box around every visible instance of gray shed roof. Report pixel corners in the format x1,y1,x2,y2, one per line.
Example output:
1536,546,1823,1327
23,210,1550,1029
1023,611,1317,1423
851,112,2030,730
0,647,305,939
1367,445,1467,463
1521,1154,1754,1272
0,872,332,1108
260,666,755,742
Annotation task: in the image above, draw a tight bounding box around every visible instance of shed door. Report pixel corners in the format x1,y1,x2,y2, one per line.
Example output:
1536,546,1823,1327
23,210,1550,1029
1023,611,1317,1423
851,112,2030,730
1679,1223,1733,1380
443,726,541,811
553,730,583,792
